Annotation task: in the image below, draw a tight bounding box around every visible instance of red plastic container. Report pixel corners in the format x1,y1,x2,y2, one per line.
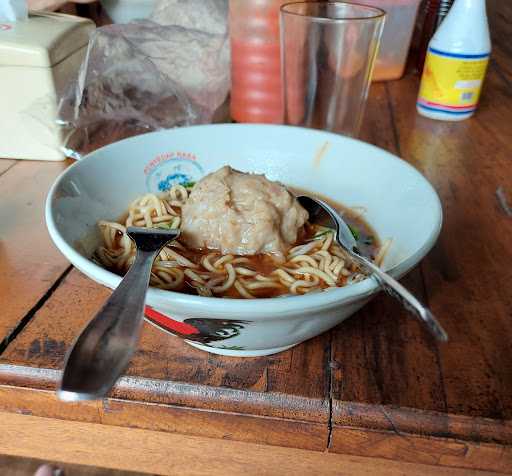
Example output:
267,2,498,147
229,0,286,123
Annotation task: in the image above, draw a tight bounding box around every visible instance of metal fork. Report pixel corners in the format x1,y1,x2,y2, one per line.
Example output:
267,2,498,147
58,227,179,402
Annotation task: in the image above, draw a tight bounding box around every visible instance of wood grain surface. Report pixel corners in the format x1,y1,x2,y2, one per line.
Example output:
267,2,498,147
328,50,512,421
0,0,511,473
387,63,512,421
0,411,506,476
0,161,71,347
0,267,330,420
487,0,512,80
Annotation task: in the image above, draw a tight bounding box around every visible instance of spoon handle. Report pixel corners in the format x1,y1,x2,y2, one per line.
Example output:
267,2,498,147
355,255,448,342
58,247,159,401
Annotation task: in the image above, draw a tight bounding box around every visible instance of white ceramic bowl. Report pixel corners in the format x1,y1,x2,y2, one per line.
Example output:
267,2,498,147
46,124,442,357
100,0,157,23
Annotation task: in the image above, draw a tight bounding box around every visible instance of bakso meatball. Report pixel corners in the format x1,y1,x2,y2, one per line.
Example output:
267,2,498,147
181,166,309,258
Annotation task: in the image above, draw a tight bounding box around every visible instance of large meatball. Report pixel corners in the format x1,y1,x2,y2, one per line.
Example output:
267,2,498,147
180,166,308,258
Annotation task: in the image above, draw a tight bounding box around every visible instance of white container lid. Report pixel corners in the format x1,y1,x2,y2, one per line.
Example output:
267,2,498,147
0,11,94,68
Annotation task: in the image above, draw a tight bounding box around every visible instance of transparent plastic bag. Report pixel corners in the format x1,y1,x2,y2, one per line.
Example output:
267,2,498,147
59,0,230,159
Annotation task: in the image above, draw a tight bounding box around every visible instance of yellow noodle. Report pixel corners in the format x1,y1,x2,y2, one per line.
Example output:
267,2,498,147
375,238,392,267
244,281,283,290
234,280,254,299
332,260,345,277
289,255,318,267
156,260,180,268
205,276,226,288
201,254,218,272
255,274,278,282
290,278,321,294
211,263,236,293
191,282,213,297
232,257,251,264
184,269,206,284
170,185,188,202
151,215,175,224
321,233,333,251
163,201,179,216
287,241,320,258
154,268,184,288
214,254,234,269
294,267,337,287
234,267,258,276
165,248,197,268
271,269,295,284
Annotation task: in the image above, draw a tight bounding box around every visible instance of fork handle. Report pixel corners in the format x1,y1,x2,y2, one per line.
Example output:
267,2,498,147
58,247,159,401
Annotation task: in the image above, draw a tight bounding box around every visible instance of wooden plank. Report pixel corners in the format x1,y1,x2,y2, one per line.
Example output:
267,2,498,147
0,269,331,426
0,411,504,476
2,382,511,472
0,160,71,344
330,426,512,474
0,363,327,424
387,68,512,420
332,402,512,446
0,385,327,451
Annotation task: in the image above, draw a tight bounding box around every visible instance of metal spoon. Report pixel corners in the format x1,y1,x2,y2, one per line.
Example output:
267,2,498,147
58,227,180,402
297,195,448,342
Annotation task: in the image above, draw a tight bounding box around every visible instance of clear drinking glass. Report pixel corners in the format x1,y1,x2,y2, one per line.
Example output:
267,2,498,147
280,2,385,137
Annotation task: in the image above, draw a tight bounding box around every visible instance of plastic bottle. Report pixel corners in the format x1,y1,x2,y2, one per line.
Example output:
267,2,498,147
416,0,491,121
229,0,286,124
417,0,454,74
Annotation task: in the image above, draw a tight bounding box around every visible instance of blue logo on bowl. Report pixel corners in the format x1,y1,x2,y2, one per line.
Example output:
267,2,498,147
144,152,204,193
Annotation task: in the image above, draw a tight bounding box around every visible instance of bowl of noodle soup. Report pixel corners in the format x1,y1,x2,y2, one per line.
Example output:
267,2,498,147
46,124,442,357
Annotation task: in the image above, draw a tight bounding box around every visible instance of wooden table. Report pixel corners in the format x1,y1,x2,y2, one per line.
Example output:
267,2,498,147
1,3,511,475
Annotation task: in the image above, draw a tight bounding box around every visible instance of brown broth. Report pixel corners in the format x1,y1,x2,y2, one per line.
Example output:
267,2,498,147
174,248,289,298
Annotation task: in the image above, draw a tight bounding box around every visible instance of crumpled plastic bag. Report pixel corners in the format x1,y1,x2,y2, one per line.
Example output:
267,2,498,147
59,0,230,159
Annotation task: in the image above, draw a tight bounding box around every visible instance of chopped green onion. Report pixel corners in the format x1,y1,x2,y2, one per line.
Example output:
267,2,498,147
348,224,360,241
155,223,173,230
181,181,196,189
307,227,335,241
315,230,333,239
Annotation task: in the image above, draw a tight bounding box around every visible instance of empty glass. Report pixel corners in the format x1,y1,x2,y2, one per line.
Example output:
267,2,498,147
280,2,385,137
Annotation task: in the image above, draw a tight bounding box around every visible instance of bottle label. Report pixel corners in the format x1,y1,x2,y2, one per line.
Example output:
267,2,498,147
417,47,490,116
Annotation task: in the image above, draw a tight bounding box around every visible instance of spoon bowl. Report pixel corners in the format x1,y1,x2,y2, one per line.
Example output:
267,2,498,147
297,195,448,342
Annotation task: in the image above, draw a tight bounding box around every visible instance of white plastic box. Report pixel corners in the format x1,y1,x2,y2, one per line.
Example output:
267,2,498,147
0,12,94,161
345,0,422,81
